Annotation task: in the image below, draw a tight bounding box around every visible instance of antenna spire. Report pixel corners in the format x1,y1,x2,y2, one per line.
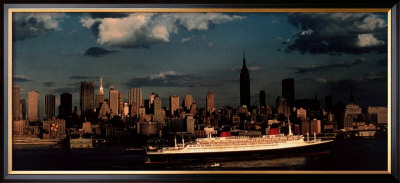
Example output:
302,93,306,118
99,76,104,95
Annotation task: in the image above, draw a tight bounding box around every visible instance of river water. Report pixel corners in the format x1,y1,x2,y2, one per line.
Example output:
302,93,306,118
12,137,387,171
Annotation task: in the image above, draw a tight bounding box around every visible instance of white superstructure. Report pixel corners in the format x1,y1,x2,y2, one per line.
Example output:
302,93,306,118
148,134,333,155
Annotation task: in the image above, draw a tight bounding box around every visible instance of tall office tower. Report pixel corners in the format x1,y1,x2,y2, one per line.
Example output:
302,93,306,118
99,76,104,95
170,95,179,116
20,99,26,119
59,93,72,119
282,78,295,107
28,91,40,122
109,86,119,115
12,86,21,120
80,81,94,113
277,96,290,118
153,94,163,122
206,91,215,113
149,93,156,113
128,88,143,116
150,92,156,104
118,92,124,115
130,102,138,117
190,101,197,115
44,94,56,119
260,90,266,106
95,77,105,109
95,93,105,109
240,52,250,107
184,94,194,111
123,103,129,116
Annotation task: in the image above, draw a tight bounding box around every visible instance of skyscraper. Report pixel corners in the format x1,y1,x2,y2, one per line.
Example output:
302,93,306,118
44,94,56,119
20,99,26,120
28,91,40,122
240,52,250,107
128,88,143,116
190,101,197,115
149,92,156,113
130,102,138,117
260,90,266,106
123,103,129,116
12,86,20,120
184,94,194,111
109,86,119,115
99,76,104,95
95,77,105,109
80,81,94,113
170,95,179,116
59,93,72,119
206,91,214,113
119,92,124,115
153,94,163,122
282,78,294,107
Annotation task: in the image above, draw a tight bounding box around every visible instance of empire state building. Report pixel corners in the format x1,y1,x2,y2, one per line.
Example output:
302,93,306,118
240,52,250,107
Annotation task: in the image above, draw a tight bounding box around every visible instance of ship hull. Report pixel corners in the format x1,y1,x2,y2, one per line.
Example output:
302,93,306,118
146,140,333,164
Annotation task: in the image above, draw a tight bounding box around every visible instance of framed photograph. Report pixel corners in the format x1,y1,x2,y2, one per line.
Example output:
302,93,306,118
2,1,399,182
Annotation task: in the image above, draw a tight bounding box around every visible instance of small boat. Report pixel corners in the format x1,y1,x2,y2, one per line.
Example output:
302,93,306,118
210,162,220,167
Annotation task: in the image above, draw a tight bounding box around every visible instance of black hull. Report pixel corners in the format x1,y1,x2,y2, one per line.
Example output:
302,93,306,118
147,141,333,164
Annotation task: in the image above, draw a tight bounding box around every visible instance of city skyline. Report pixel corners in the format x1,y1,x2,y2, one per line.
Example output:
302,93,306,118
12,12,388,112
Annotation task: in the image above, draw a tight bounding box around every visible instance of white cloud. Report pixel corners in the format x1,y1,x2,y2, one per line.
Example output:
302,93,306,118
354,15,386,31
80,13,245,48
300,29,314,36
248,66,262,71
149,71,180,80
315,78,327,83
80,16,101,28
357,34,385,47
181,36,194,43
13,75,32,81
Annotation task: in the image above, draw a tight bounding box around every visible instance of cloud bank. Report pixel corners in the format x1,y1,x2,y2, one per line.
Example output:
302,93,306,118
80,13,245,48
285,13,387,55
13,13,66,41
126,71,212,87
291,58,366,74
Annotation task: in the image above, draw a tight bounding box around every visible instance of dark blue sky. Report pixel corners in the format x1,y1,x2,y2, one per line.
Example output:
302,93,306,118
12,12,388,115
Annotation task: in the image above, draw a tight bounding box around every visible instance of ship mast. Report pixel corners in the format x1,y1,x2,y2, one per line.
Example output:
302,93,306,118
174,136,177,148
182,136,185,148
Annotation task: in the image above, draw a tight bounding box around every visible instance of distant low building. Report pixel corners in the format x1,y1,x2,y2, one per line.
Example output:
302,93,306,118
301,119,309,135
232,115,240,127
186,115,195,134
204,127,217,135
344,116,354,130
367,107,387,124
82,122,92,134
137,121,158,136
13,120,27,136
42,117,66,139
70,137,93,148
310,119,321,134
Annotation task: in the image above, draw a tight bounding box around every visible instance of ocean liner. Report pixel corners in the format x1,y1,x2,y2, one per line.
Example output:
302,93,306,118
146,125,334,164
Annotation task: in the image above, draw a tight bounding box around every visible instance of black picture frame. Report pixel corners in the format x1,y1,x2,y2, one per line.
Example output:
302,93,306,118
1,1,399,182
